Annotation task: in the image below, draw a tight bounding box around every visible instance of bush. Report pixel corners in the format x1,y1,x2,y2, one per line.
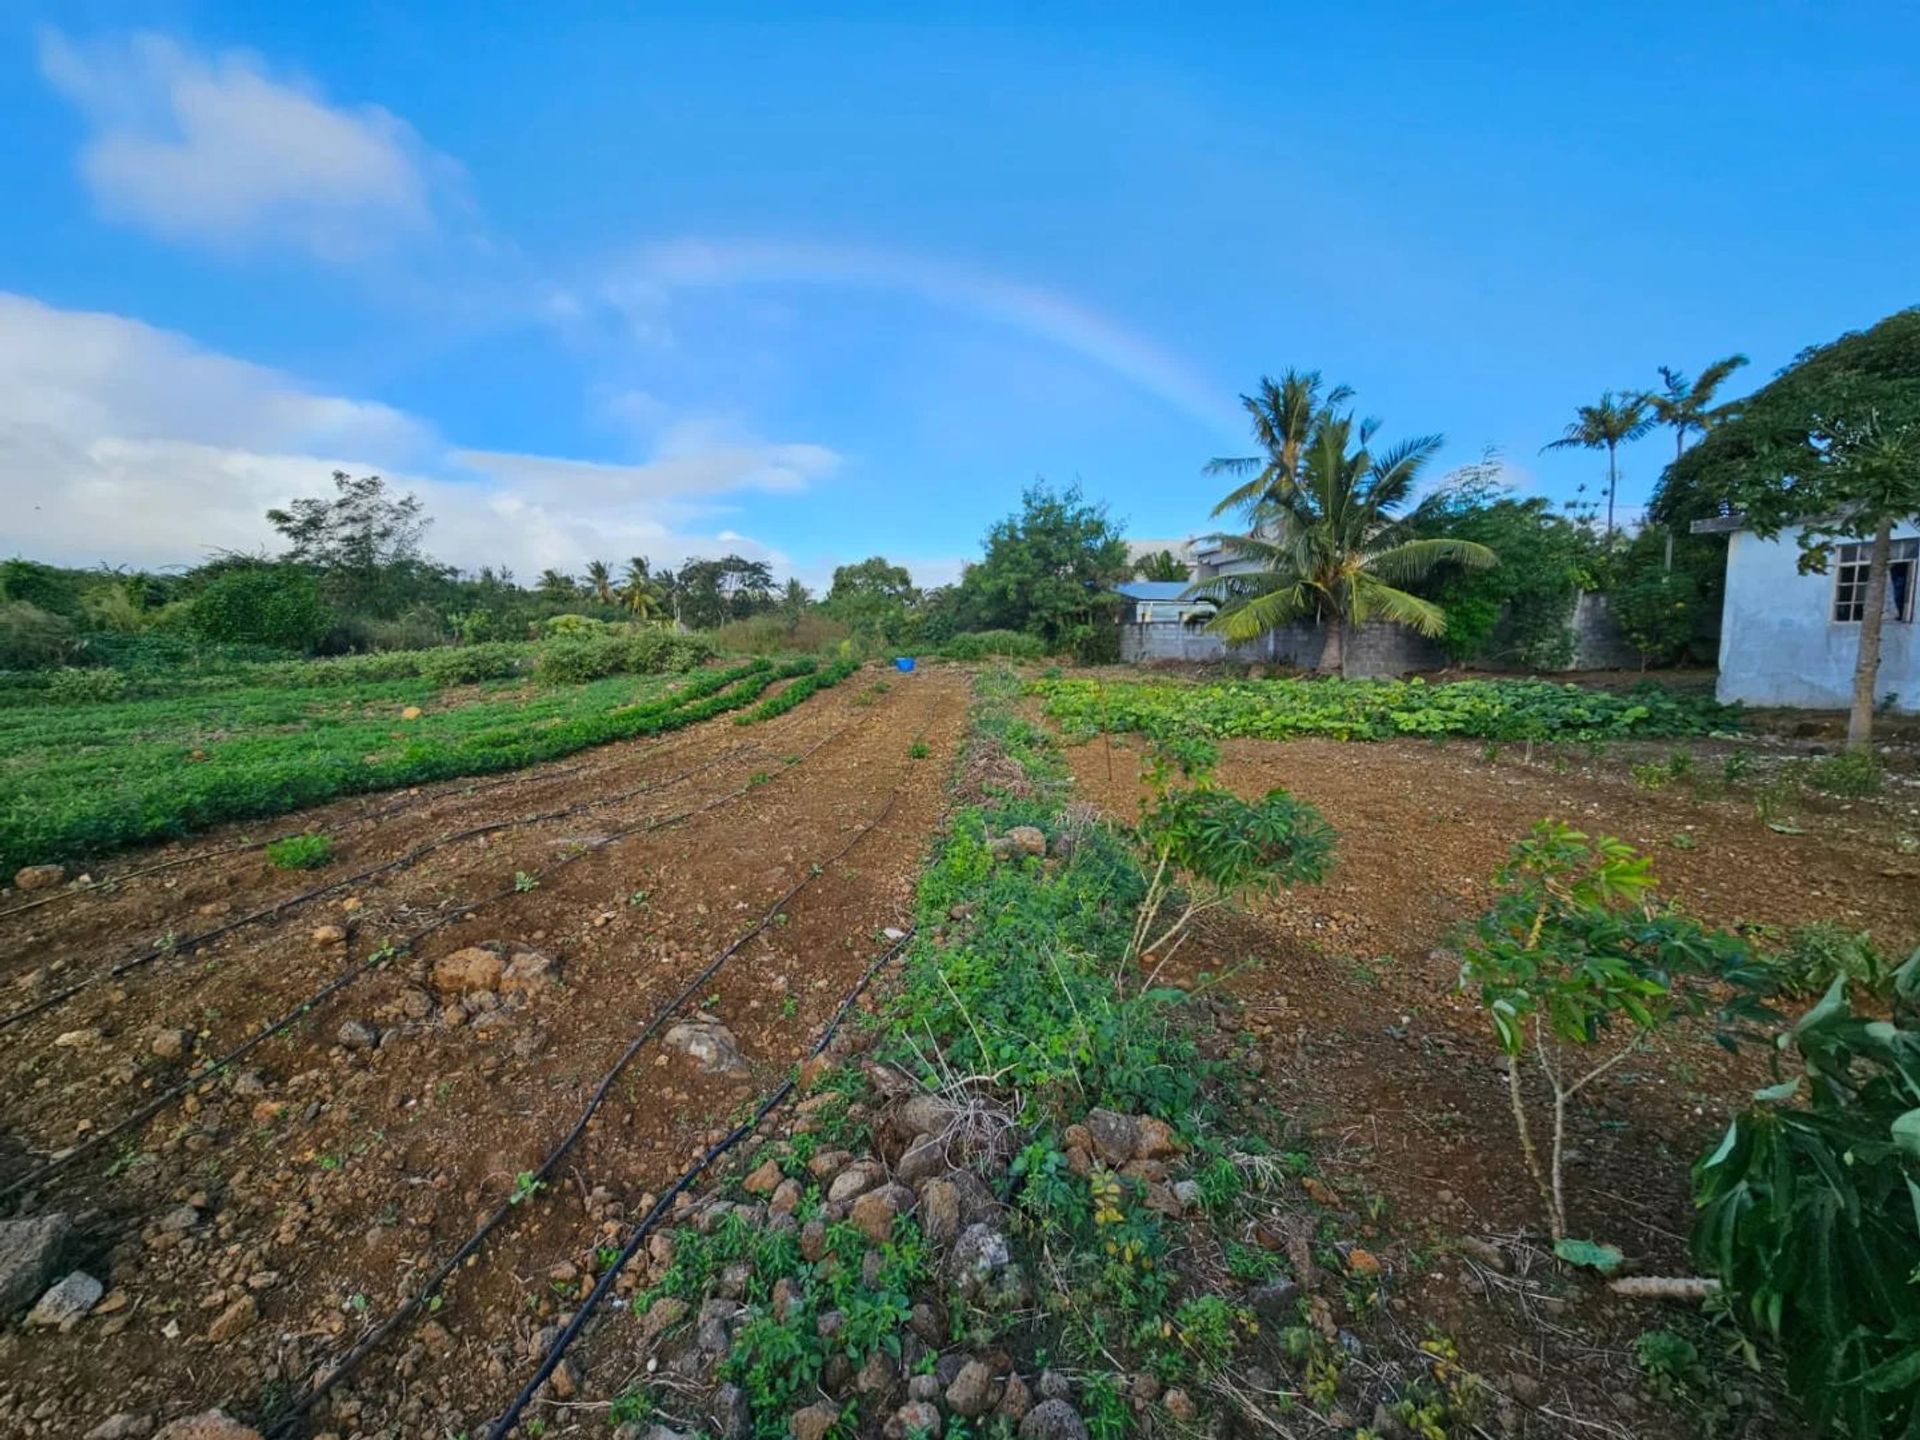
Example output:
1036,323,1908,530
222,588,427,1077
1764,922,1887,998
265,833,335,870
1611,569,1700,668
188,568,333,652
0,601,77,670
1806,749,1882,796
45,667,128,704
1693,957,1920,1437
531,631,714,686
419,643,527,686
939,630,1050,661
709,613,852,656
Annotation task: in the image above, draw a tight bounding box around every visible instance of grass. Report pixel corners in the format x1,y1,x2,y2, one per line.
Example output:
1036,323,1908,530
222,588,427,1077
0,656,811,870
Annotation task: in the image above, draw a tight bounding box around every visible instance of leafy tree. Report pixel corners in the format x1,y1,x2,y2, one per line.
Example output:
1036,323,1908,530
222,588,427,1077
1407,453,1598,668
1542,391,1655,537
676,555,776,630
823,556,917,642
584,559,616,605
1131,549,1189,582
1609,567,1700,668
187,566,333,652
1658,310,1920,747
1197,382,1494,673
955,481,1131,649
267,472,433,616
1644,355,1749,464
778,578,812,632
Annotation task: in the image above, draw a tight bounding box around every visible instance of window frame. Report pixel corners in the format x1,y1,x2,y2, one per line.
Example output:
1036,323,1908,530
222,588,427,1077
1831,537,1919,625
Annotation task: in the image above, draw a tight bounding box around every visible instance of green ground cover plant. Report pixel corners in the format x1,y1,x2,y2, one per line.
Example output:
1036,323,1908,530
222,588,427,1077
733,655,862,725
1035,674,1739,745
0,655,808,870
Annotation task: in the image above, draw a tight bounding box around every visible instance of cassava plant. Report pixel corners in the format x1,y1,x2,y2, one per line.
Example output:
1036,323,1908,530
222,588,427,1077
1692,952,1920,1439
1128,728,1334,983
1458,821,1764,1247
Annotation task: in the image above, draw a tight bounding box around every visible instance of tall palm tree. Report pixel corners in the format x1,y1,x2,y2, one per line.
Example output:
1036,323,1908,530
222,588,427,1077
1541,391,1655,537
620,557,661,620
584,559,616,605
536,568,577,601
1194,411,1495,674
1643,355,1749,463
1206,370,1357,521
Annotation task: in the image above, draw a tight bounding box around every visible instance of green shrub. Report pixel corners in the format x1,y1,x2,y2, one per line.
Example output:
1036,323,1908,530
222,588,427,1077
1806,749,1882,797
188,568,333,652
265,833,335,870
1693,956,1920,1437
939,629,1050,661
45,667,128,703
1765,922,1887,998
1611,569,1700,667
709,612,852,656
419,643,526,686
0,601,77,670
531,631,713,685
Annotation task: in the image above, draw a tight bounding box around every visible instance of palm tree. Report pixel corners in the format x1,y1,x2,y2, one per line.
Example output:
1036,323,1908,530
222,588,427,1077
584,559,616,605
1206,370,1356,521
536,568,577,601
1194,409,1495,674
620,557,661,620
1132,549,1190,581
1541,391,1655,537
1643,355,1749,463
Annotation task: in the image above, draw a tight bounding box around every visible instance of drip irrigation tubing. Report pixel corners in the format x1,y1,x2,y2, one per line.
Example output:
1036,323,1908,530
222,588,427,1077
265,796,906,1435
0,682,887,1206
0,662,800,1030
482,925,917,1440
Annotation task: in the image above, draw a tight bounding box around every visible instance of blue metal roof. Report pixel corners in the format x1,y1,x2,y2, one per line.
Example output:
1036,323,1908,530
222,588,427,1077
1114,581,1196,601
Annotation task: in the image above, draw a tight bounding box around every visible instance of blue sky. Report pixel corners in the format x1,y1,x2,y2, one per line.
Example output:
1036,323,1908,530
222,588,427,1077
4,2,1916,587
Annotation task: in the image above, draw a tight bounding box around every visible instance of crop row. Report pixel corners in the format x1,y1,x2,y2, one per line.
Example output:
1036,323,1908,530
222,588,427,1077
0,657,830,871
1033,674,1740,744
733,655,863,725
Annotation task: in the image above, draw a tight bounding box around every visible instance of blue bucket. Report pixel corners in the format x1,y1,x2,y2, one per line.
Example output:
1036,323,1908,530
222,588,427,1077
894,656,916,673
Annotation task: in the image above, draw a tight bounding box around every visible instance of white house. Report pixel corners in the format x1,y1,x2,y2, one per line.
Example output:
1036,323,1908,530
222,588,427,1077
1695,516,1920,712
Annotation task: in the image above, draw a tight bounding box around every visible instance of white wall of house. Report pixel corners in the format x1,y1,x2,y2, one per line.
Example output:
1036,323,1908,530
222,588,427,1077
1716,524,1920,712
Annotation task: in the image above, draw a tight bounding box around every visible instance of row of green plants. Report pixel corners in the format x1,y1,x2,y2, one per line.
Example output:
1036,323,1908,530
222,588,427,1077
1451,819,1920,1434
734,656,864,725
1035,673,1739,744
0,656,816,870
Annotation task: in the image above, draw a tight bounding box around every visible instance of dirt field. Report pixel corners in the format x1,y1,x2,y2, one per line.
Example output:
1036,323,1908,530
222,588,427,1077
1054,721,1920,1439
0,665,968,1438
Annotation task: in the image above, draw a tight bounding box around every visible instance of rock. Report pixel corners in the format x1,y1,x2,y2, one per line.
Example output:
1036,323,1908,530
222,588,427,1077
951,1223,1011,1283
54,1027,101,1048
856,1348,898,1396
28,1270,103,1329
84,1416,156,1440
947,1359,998,1418
790,1402,839,1440
1247,1276,1301,1322
432,947,504,995
663,1021,748,1076
0,1212,71,1313
1456,1236,1508,1272
996,1374,1033,1422
1171,1180,1201,1213
1141,1182,1182,1217
769,1177,802,1217
799,1219,828,1263
1036,1372,1072,1402
826,1160,885,1205
908,1374,941,1403
897,1094,958,1137
335,1020,379,1050
850,1185,908,1244
1163,1388,1197,1422
896,1135,948,1186
908,1300,946,1346
919,1179,962,1247
885,1401,942,1439
206,1293,258,1342
156,1204,200,1233
1133,1115,1179,1160
1130,1374,1162,1405
401,705,424,720
154,1413,264,1440
1019,1399,1088,1440
311,925,347,946
1346,1247,1383,1277
1005,825,1047,857
150,1029,191,1061
1083,1109,1139,1167
500,950,557,995
1505,1372,1544,1406
14,863,65,891
639,1295,690,1342
743,1158,784,1195
712,1384,751,1440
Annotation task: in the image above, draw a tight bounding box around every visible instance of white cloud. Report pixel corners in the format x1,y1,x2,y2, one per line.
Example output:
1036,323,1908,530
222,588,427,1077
0,293,828,578
37,29,452,260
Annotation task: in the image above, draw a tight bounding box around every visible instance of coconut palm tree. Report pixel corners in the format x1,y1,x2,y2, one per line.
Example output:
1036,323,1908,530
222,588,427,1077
1194,411,1495,674
536,568,578,602
1643,355,1749,463
1206,370,1357,521
620,557,662,621
584,559,616,605
1541,391,1655,537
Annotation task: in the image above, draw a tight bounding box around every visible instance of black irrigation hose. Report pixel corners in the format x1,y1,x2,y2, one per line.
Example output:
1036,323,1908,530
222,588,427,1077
0,666,785,1031
483,924,917,1440
1,684,883,1205
267,793,905,1436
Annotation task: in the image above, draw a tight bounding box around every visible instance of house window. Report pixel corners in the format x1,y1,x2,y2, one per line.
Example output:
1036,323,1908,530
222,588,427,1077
1832,538,1918,623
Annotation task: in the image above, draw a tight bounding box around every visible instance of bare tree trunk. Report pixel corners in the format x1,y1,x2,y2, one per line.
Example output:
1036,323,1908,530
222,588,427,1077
1848,518,1894,750
1605,442,1618,538
1320,616,1345,676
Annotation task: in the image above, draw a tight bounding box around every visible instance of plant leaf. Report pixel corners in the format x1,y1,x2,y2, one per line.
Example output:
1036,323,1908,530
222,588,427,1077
1553,1237,1625,1273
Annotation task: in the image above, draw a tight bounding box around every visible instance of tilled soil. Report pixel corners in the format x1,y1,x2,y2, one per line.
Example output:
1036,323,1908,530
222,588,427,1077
0,664,967,1438
1056,726,1920,1439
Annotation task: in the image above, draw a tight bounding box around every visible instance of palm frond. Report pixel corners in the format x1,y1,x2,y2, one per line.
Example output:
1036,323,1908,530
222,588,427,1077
1367,536,1497,584
1208,583,1315,642
1349,577,1449,636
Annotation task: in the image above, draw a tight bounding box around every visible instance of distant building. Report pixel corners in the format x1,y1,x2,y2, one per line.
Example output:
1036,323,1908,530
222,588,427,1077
1694,515,1919,712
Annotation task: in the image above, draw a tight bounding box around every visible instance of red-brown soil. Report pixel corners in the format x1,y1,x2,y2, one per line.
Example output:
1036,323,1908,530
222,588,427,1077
0,664,967,1438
